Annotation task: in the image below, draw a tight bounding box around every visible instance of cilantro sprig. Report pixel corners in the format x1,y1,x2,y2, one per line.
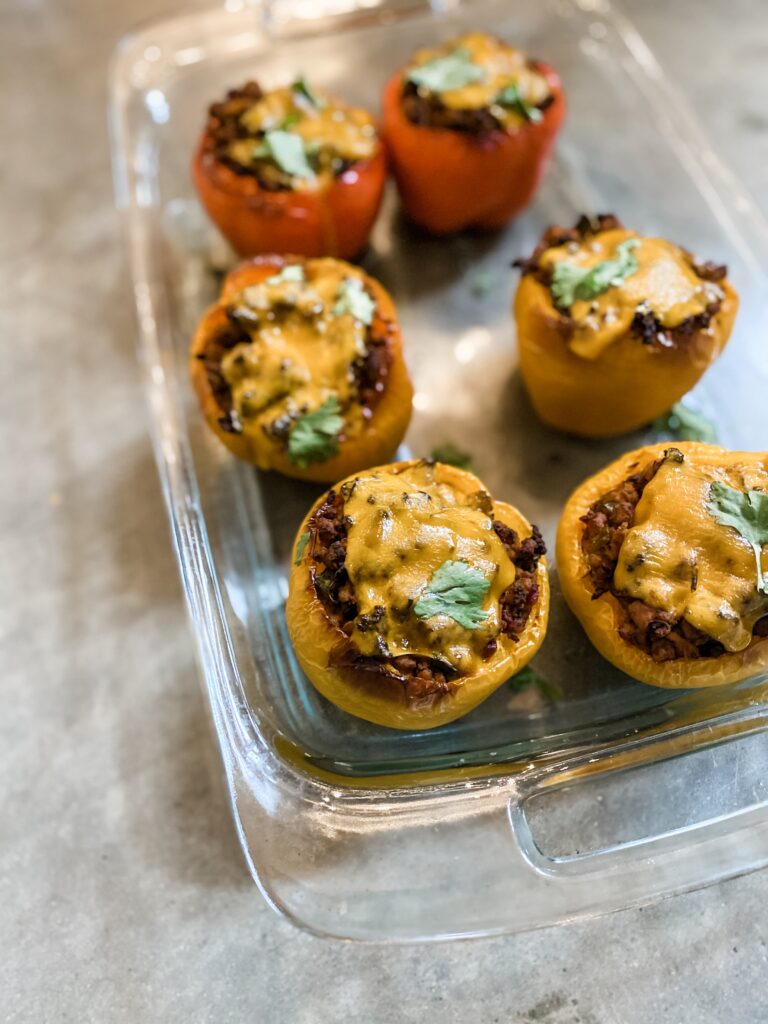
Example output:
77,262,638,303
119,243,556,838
550,238,640,310
496,81,542,123
707,482,768,595
332,279,376,325
407,47,485,93
264,264,305,287
430,443,475,471
414,560,491,630
292,75,325,109
294,531,310,566
287,397,343,467
253,130,315,180
652,402,717,444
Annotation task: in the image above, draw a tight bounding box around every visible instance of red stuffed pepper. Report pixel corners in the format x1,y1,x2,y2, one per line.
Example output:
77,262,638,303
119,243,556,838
193,77,387,259
382,33,565,235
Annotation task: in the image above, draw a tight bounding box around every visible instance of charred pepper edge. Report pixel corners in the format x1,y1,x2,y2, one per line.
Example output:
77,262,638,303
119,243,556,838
202,80,373,192
513,214,728,351
400,57,555,136
193,270,394,441
300,479,546,699
579,447,768,662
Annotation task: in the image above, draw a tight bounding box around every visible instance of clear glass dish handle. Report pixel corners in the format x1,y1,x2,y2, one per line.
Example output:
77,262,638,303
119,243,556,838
505,722,768,925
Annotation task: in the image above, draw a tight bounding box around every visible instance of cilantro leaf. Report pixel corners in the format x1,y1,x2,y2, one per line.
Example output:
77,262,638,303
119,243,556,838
265,264,305,286
652,402,718,444
332,279,376,325
707,481,768,595
550,238,640,309
278,111,301,130
294,530,310,565
496,81,542,123
407,47,485,93
288,397,343,467
430,443,475,471
255,130,315,181
292,75,325,109
414,560,491,630
509,665,563,701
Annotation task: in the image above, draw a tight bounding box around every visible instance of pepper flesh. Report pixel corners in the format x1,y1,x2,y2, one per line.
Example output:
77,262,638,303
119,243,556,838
557,442,768,688
381,60,564,235
189,256,413,483
286,461,550,729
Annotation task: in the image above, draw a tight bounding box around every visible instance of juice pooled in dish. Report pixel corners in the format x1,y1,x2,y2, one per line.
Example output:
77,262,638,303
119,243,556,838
382,32,564,234
287,460,550,729
557,443,768,688
193,78,387,259
189,256,413,482
515,214,739,437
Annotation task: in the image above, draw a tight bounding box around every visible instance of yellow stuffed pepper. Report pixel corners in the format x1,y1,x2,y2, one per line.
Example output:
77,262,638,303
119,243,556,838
286,460,550,729
190,255,413,483
557,442,768,688
514,214,739,437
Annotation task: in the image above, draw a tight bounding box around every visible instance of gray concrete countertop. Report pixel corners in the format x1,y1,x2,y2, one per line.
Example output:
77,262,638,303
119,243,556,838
3,1,767,1020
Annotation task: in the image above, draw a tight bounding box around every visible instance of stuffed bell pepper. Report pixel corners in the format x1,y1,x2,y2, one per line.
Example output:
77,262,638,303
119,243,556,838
514,214,739,437
189,256,413,482
557,443,768,688
193,78,387,259
286,460,550,729
382,32,564,234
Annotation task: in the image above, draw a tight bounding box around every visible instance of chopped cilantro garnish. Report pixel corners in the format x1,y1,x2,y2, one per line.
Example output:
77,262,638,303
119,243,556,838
294,530,310,565
550,238,640,309
254,130,315,181
496,81,542,123
292,75,325,109
430,443,475,471
707,482,768,595
278,111,301,130
414,560,491,630
287,397,343,467
652,402,718,444
332,278,376,325
407,47,485,93
509,665,563,701
264,264,305,286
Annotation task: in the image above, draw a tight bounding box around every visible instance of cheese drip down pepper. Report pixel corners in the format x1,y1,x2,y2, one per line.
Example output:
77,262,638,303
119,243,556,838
557,443,768,689
188,256,413,483
193,79,387,259
514,215,739,437
286,461,550,729
382,33,565,234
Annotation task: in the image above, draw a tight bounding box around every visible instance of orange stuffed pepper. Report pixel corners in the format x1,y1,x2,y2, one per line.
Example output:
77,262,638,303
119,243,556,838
382,33,564,234
557,443,768,689
193,78,387,259
190,255,413,483
287,460,550,729
515,214,739,437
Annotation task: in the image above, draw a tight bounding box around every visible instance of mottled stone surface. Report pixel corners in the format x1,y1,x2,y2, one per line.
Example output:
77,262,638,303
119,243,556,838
2,1,768,1021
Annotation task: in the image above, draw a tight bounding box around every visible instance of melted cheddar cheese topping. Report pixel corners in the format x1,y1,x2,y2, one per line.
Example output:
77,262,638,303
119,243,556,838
220,260,373,443
407,32,550,130
227,85,378,187
614,454,768,652
540,229,724,360
342,464,516,673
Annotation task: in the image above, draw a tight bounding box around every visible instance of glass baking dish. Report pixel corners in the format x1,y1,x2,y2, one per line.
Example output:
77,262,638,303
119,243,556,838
110,0,768,940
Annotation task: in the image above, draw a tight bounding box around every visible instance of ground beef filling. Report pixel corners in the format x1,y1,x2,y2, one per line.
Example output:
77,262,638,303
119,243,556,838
194,306,392,439
306,486,546,702
203,81,353,190
580,451,768,662
401,72,553,135
514,213,726,351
